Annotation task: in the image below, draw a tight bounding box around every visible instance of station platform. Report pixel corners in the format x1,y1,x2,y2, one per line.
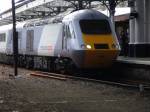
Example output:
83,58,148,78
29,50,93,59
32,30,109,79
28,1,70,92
117,56,150,66
113,56,150,81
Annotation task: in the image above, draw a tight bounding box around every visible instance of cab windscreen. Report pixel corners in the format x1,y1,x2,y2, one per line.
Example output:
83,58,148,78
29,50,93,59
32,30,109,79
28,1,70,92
79,20,111,34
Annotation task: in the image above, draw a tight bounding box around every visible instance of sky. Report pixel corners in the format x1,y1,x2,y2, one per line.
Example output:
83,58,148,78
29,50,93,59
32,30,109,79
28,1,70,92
101,7,130,16
0,0,20,13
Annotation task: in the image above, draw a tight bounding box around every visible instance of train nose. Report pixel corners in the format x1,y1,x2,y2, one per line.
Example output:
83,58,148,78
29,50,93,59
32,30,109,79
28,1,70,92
71,50,119,69
83,50,119,68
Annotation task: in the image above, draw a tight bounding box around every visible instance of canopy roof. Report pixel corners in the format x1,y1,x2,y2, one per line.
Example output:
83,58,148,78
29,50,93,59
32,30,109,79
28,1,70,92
0,0,126,26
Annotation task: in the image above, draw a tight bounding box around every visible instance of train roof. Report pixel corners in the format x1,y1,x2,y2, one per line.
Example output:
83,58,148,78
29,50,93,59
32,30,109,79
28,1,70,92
0,22,26,32
0,9,110,30
63,9,109,22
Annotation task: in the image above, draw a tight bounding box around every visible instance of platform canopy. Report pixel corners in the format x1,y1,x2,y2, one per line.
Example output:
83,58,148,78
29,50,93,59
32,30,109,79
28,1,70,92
0,0,126,25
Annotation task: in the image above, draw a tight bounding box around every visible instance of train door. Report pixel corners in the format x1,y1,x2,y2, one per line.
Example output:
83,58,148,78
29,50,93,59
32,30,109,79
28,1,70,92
62,25,67,50
26,30,34,53
62,25,71,50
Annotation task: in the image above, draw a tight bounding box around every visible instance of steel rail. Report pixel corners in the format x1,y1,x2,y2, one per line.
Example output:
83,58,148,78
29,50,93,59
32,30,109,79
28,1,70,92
30,71,150,91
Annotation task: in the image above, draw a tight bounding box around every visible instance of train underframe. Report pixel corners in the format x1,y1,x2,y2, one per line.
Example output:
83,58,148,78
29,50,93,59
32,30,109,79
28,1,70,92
0,53,76,73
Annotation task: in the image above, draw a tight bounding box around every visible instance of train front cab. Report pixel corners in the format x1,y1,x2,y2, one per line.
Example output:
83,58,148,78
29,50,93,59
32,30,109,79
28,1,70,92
73,19,120,69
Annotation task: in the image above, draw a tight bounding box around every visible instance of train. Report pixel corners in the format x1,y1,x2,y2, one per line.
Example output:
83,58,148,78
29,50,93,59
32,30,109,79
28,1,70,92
0,9,120,72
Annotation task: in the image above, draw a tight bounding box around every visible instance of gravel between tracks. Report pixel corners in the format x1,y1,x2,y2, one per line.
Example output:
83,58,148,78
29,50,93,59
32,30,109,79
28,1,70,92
0,64,150,112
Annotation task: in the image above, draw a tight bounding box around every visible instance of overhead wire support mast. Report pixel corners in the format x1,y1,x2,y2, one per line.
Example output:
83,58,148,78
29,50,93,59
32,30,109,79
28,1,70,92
12,0,18,76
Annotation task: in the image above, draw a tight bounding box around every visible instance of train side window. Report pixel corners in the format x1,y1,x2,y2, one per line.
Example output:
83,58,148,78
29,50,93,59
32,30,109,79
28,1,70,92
0,33,6,42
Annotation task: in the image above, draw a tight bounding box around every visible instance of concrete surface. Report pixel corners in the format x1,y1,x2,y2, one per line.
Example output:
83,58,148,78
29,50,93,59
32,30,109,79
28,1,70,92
115,56,150,81
0,64,150,112
117,56,150,65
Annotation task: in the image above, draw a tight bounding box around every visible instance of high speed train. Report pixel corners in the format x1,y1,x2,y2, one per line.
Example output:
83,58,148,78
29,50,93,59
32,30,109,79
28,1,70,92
0,9,120,71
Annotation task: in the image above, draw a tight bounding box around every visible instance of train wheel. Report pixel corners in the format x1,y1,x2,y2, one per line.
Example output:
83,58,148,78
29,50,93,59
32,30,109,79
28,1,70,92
26,56,34,69
49,58,56,72
65,61,76,74
54,58,63,73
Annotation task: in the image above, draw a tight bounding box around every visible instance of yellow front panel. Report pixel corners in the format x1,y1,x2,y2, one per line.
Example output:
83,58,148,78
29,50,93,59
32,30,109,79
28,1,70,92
82,34,117,50
82,34,119,68
83,50,118,68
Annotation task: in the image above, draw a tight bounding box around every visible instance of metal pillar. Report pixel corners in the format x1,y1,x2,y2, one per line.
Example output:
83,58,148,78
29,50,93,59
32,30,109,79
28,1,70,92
78,0,83,9
133,0,146,57
144,0,150,56
109,0,116,25
135,0,145,43
129,16,135,44
12,0,18,76
145,0,150,43
129,0,136,56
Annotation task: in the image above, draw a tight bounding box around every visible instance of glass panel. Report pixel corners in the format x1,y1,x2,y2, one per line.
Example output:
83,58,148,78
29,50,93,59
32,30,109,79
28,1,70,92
80,20,111,34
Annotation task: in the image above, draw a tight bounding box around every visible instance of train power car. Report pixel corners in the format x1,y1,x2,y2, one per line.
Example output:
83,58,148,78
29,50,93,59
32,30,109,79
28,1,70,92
0,9,120,72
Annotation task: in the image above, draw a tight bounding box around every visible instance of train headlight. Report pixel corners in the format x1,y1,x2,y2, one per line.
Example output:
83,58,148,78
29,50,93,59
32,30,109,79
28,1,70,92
86,45,92,49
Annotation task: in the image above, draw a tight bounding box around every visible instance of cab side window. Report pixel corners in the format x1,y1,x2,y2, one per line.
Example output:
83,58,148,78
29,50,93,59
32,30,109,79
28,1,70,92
63,25,72,50
64,25,71,38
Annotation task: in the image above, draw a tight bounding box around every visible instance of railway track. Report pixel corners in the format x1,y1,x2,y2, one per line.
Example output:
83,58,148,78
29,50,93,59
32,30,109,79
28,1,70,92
0,63,150,91
30,71,150,91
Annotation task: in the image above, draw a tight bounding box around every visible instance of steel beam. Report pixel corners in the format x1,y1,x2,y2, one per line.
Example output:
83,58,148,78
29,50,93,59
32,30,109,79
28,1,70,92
12,0,18,76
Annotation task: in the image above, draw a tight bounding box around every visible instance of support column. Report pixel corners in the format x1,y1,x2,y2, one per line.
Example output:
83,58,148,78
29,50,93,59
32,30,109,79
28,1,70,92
129,1,136,57
145,0,150,56
78,1,83,9
109,0,116,25
134,0,146,57
12,0,18,76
